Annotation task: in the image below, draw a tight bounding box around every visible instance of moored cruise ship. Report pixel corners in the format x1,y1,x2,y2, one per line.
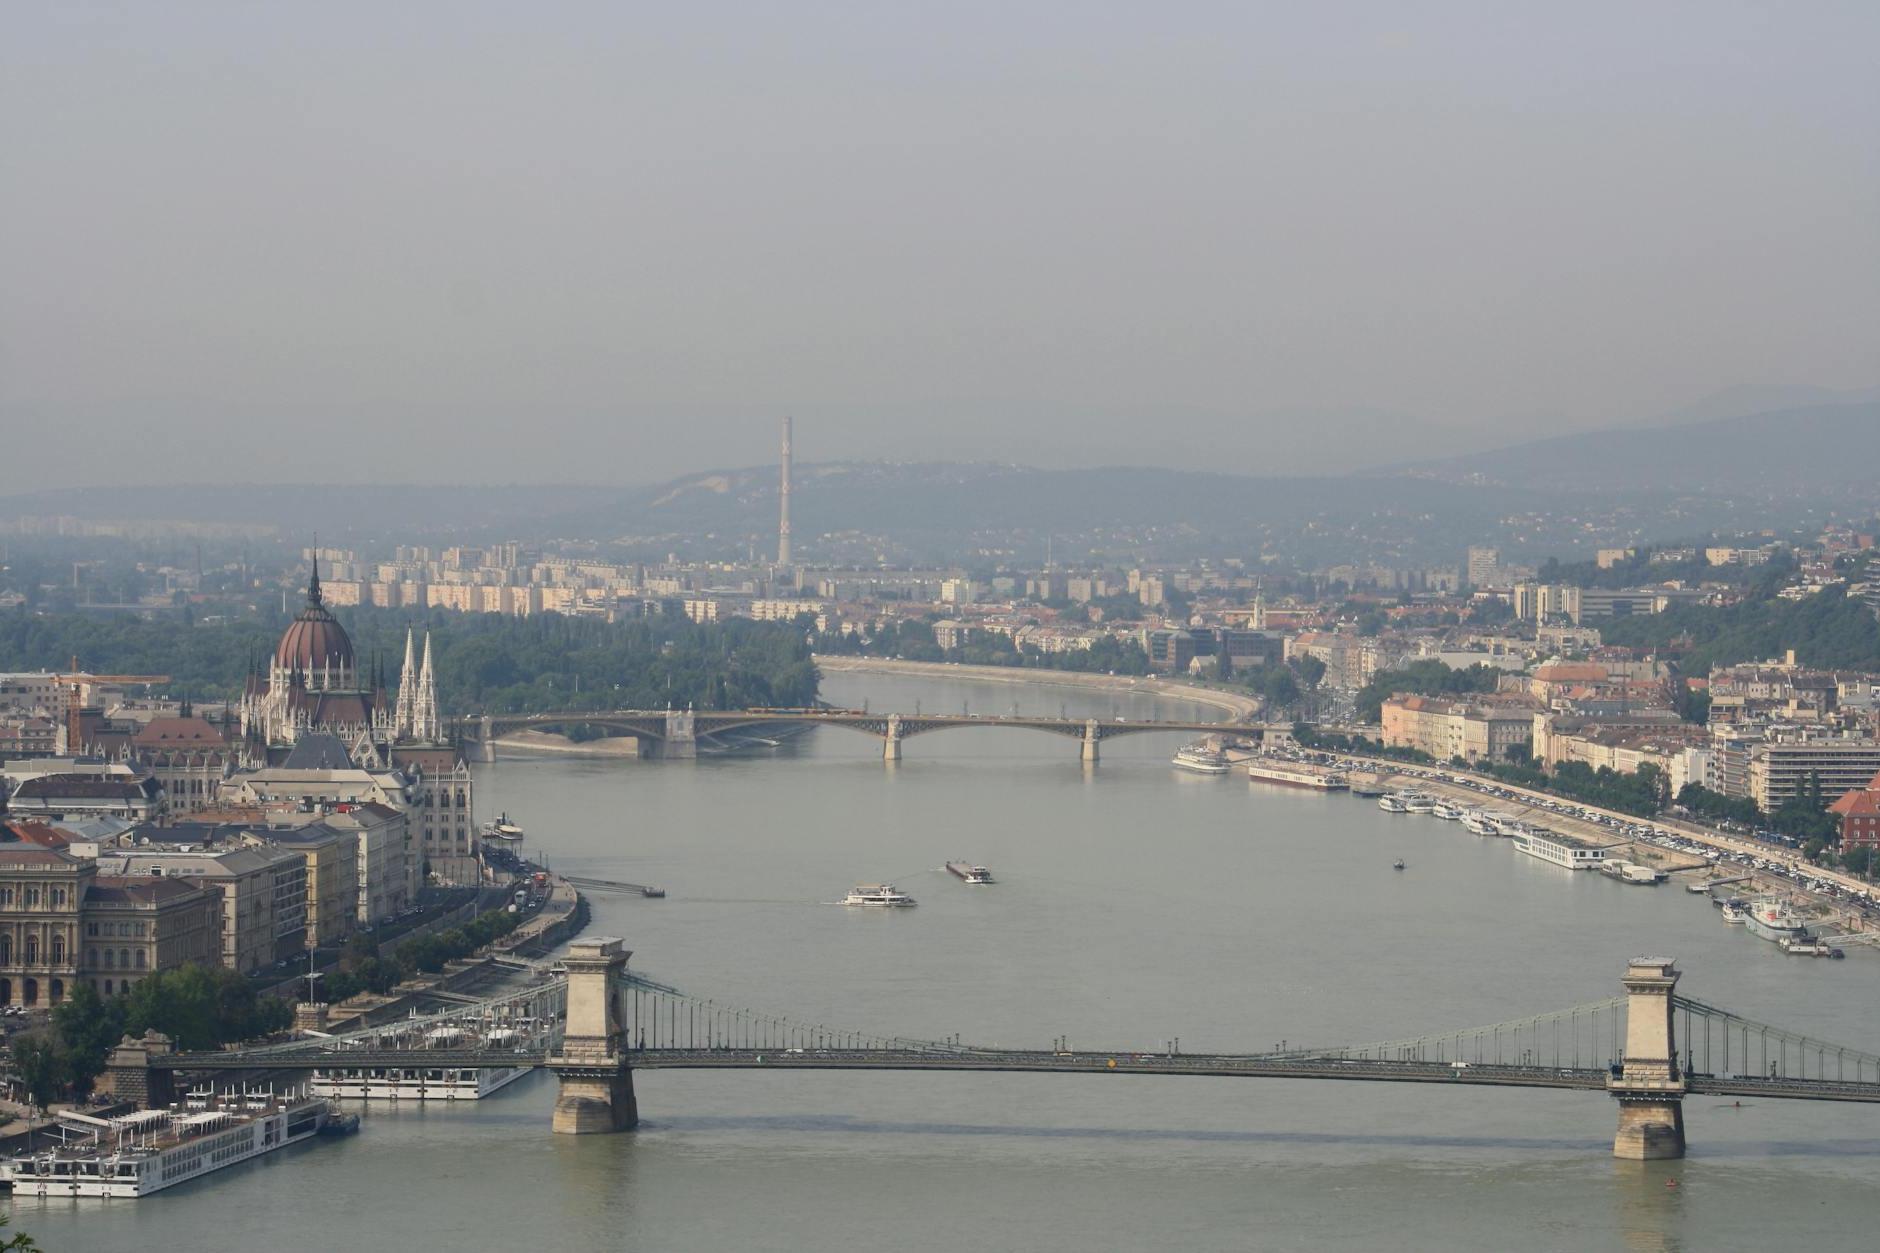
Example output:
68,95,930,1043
1401,794,1437,814
1460,812,1500,836
1172,743,1232,774
1511,827,1620,870
1247,761,1348,791
1377,793,1409,813
1743,898,1809,944
311,1062,532,1101
2,1089,332,1199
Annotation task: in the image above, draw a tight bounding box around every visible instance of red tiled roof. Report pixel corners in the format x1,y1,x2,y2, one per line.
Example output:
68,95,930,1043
0,820,75,848
132,717,225,746
1829,789,1880,818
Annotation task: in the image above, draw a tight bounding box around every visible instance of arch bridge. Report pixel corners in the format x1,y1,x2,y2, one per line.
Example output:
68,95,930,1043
137,950,1880,1158
458,708,1265,762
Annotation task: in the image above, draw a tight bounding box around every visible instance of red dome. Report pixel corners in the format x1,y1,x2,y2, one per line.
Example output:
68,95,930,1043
276,560,355,674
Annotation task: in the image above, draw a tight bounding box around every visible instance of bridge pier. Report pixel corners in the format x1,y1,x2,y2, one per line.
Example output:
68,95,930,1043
478,714,496,763
1081,720,1100,764
883,714,904,763
659,710,696,761
547,938,638,1133
1609,957,1686,1160
103,1031,176,1109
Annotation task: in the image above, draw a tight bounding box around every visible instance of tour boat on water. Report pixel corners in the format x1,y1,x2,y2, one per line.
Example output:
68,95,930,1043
843,884,917,907
1402,794,1437,815
1377,794,1409,813
481,813,525,843
946,862,995,884
2,1088,333,1198
1719,901,1748,925
1431,803,1464,821
1172,743,1232,774
1460,812,1500,836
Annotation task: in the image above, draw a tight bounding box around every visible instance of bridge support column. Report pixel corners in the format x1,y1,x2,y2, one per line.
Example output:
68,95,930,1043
883,714,903,763
478,715,497,763
1081,720,1100,764
1609,957,1686,1160
103,1030,175,1109
547,937,638,1133
660,710,696,761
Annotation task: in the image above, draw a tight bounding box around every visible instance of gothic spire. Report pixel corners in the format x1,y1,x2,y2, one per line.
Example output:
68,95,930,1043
306,550,323,608
395,627,418,738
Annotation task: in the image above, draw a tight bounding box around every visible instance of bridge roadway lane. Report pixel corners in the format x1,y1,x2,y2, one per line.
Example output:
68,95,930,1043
161,1048,1880,1101
170,1047,1602,1091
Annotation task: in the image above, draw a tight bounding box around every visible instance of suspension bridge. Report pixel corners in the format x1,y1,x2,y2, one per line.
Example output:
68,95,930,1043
117,945,1880,1160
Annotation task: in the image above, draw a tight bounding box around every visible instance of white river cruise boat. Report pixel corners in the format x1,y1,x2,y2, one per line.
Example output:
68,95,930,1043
1377,794,1409,813
1511,827,1618,870
1460,812,1500,836
307,1010,558,1102
1246,761,1348,791
2,1089,333,1199
1172,743,1232,774
310,1063,531,1101
843,884,917,907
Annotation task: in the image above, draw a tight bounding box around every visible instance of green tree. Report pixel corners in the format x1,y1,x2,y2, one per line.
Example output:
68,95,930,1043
50,980,127,1095
9,1033,69,1109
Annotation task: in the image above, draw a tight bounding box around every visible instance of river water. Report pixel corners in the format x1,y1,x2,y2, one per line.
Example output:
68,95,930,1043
17,670,1880,1252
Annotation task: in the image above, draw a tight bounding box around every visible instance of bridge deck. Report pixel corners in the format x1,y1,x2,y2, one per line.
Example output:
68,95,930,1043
155,1047,1880,1102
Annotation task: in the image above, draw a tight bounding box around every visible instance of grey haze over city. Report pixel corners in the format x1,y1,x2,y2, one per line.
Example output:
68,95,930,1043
3,1,1877,494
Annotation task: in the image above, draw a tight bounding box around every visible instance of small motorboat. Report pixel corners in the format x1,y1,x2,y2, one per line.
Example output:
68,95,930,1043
1392,860,1406,871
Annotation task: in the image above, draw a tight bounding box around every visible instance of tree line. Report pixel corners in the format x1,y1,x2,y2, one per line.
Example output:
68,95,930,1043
816,618,1153,676
1600,586,1880,675
11,967,295,1107
1354,659,1504,722
0,604,820,714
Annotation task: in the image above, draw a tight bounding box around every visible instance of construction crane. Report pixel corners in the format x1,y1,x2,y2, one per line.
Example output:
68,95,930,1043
53,660,170,752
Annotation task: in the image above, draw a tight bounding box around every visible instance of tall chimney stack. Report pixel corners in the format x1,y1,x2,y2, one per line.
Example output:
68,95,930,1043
778,415,793,567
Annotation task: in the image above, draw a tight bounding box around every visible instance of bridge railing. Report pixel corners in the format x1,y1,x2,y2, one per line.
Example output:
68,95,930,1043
1301,997,1630,1070
616,981,974,1056
1673,995,1880,1084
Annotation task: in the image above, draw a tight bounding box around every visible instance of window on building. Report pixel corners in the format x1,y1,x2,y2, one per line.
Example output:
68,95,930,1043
0,936,10,964
118,948,130,969
50,936,63,964
135,950,147,969
103,948,114,968
24,936,37,964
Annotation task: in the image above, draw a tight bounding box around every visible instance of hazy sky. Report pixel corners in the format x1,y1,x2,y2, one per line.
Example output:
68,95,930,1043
4,2,1876,491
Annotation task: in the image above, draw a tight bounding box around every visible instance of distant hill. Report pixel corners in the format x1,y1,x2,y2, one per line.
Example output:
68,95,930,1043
1386,402,1880,493
1630,383,1880,429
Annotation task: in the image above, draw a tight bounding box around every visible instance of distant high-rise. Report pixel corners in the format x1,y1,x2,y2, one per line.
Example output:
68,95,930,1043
778,416,793,567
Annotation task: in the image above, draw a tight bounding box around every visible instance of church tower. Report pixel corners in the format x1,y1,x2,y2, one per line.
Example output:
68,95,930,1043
394,628,419,738
412,631,440,742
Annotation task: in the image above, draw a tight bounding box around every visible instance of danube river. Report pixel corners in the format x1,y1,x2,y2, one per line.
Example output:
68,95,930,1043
19,670,1880,1252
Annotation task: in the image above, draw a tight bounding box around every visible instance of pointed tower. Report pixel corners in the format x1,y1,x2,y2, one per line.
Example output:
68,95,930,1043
394,628,418,738
413,631,440,741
